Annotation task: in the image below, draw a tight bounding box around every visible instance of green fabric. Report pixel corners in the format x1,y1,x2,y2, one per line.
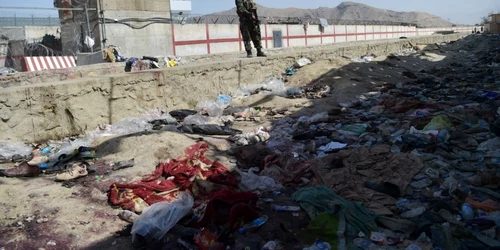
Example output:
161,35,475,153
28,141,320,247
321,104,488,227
299,213,340,247
423,115,452,131
293,186,378,237
339,124,368,136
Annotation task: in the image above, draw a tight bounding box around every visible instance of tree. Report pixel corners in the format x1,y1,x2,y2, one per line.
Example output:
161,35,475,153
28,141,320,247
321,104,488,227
480,12,494,25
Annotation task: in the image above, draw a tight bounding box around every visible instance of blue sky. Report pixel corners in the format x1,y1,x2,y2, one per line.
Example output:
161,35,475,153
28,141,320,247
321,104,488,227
1,0,499,24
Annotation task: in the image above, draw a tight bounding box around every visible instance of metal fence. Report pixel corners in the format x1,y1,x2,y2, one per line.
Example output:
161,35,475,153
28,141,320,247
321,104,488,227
0,12,60,27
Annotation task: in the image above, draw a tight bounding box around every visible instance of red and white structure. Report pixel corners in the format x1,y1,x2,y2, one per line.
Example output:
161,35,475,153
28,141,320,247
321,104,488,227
170,24,476,56
22,56,77,72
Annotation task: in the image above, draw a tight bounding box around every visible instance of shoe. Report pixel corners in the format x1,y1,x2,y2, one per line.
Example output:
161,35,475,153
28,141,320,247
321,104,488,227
0,162,41,177
256,49,267,57
55,162,88,181
112,158,135,171
246,50,253,58
28,155,49,165
0,155,6,164
11,154,25,163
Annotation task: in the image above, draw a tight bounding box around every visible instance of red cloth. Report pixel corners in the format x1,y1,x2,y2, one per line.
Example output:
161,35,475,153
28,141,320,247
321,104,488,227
108,142,238,212
193,189,258,229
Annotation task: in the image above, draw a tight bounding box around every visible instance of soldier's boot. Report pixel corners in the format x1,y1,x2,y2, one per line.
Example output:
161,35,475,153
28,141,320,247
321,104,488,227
246,50,253,58
256,48,267,57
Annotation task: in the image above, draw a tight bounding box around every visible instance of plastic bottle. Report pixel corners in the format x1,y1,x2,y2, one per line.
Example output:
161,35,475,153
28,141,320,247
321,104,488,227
437,129,449,143
406,244,422,250
466,198,500,212
401,207,426,219
39,161,56,170
238,215,269,234
391,144,401,153
119,210,139,223
177,238,198,250
262,241,277,250
396,199,410,211
40,147,52,155
353,238,380,250
271,205,301,212
461,203,474,221
302,239,331,250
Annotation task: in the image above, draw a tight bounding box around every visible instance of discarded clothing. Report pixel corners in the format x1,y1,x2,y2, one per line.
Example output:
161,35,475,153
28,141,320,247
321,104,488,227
108,142,237,213
233,144,274,169
294,186,378,237
310,145,424,215
169,109,198,121
178,124,242,136
299,213,341,248
192,189,259,230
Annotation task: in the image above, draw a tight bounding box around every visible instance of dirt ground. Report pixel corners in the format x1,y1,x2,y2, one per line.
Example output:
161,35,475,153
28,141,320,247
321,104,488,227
0,35,479,249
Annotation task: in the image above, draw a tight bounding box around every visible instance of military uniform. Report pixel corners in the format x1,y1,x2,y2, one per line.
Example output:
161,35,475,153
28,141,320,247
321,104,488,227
235,0,266,57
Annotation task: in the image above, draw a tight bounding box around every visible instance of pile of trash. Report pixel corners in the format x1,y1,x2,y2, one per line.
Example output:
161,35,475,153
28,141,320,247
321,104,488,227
223,35,500,250
0,67,17,76
0,138,135,183
124,56,182,72
100,35,500,249
5,36,500,249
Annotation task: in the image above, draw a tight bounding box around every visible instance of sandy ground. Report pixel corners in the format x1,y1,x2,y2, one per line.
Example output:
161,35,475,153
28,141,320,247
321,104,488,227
0,36,470,249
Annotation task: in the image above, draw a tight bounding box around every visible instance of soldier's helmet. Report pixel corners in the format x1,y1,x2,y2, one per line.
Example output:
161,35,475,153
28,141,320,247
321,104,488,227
247,0,257,10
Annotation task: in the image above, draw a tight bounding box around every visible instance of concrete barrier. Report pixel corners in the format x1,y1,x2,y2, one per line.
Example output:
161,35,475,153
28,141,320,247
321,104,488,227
171,24,473,56
0,33,466,142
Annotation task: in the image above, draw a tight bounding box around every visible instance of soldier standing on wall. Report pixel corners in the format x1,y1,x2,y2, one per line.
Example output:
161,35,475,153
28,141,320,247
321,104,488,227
235,0,267,58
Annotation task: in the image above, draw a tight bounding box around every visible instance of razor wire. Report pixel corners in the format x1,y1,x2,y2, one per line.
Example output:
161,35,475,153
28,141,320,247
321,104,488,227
172,14,419,26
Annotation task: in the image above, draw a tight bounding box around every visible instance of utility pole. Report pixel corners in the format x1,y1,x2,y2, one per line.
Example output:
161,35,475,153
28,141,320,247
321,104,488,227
84,3,93,53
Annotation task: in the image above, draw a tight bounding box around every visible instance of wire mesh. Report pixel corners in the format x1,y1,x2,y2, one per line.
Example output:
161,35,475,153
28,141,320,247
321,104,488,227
0,12,60,26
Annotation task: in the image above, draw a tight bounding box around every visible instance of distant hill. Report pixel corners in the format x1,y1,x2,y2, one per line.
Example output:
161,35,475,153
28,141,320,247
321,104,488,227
207,1,452,27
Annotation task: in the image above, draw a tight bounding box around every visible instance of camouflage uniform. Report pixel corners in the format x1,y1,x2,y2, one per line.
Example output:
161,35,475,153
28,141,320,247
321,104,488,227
235,0,264,54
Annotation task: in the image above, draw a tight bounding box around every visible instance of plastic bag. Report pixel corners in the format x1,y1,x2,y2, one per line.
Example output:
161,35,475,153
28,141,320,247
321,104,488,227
339,124,368,136
148,113,177,125
423,116,452,131
88,117,152,138
317,142,347,153
237,167,283,192
0,141,33,158
295,58,312,68
183,114,219,126
309,112,329,123
478,137,500,151
263,78,286,96
47,138,92,162
217,95,232,106
235,84,265,97
352,56,373,63
131,192,194,247
196,100,228,117
232,127,271,146
169,109,197,121
178,124,242,136
287,86,303,97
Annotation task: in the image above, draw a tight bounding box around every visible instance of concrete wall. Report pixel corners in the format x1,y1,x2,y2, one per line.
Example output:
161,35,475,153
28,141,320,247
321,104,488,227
0,33,465,142
0,26,60,43
172,24,474,57
416,26,480,36
104,12,173,57
59,0,172,57
0,62,125,88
